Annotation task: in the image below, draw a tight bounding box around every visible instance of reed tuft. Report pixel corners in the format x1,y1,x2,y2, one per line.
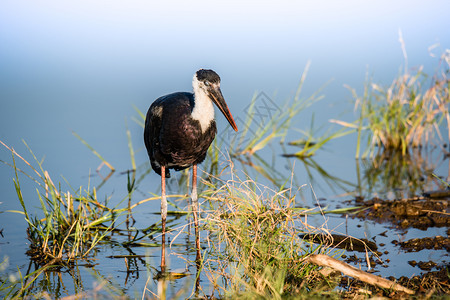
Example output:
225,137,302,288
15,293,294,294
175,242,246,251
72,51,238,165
1,140,124,267
335,50,450,157
200,166,338,298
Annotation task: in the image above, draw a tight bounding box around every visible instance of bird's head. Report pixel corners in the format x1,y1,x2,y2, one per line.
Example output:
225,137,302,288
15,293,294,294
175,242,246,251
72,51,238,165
193,69,238,132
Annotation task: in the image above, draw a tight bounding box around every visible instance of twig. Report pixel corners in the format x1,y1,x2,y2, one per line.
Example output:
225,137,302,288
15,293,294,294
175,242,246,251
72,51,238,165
421,209,450,216
307,254,414,295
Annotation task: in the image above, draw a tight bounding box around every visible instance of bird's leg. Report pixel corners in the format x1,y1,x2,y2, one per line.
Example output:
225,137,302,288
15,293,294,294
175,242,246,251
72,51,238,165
192,165,201,263
161,165,167,270
191,164,198,206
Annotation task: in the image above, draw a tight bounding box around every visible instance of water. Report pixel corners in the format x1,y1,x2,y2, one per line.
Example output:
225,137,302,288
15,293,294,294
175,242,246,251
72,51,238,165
1,1,449,297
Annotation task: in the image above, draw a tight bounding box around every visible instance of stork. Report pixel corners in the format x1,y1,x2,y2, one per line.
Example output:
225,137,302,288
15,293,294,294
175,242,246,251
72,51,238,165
144,69,238,267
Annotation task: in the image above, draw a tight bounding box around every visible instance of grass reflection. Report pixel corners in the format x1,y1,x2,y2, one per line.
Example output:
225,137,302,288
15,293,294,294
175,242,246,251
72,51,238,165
356,148,443,200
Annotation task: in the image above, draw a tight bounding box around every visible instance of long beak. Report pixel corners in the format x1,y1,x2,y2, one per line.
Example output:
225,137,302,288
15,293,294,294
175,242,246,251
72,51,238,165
208,86,238,132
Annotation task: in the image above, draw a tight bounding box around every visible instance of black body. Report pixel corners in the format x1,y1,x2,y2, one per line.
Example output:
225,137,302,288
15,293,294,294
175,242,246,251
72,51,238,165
144,92,217,178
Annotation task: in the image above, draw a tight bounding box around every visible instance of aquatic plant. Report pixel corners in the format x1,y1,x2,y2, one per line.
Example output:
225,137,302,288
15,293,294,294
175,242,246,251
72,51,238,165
334,50,450,157
199,166,346,298
0,140,129,298
286,114,354,158
227,63,326,157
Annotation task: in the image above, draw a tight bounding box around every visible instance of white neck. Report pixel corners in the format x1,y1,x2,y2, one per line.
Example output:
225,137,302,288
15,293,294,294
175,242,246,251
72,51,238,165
191,76,215,133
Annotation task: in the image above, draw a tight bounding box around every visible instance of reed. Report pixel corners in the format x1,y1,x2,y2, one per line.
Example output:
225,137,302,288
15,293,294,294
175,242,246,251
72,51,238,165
334,50,450,157
229,63,326,157
0,140,126,266
287,114,354,158
200,166,343,298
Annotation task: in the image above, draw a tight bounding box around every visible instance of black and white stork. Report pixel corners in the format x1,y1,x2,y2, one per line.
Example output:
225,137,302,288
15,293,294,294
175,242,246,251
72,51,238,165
144,69,238,267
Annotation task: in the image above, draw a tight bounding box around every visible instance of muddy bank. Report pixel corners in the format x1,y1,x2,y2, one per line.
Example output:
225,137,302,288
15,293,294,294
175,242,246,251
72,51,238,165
352,197,449,230
398,236,450,252
336,195,449,297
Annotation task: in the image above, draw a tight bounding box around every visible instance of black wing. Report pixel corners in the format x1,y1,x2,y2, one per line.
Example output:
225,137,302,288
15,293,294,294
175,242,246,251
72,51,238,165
144,92,194,177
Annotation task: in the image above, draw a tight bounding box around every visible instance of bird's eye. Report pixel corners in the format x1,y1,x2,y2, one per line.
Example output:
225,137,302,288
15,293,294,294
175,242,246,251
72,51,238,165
204,81,210,86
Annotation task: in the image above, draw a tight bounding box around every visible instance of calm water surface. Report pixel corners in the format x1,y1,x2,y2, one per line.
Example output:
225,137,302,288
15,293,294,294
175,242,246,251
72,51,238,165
1,1,449,297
